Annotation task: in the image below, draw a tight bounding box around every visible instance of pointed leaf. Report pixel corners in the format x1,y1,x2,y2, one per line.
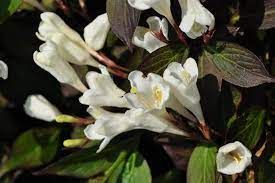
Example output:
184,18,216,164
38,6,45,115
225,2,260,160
187,144,217,183
35,138,137,178
0,127,61,177
121,151,151,183
199,42,274,88
106,0,141,51
228,107,266,149
0,0,22,23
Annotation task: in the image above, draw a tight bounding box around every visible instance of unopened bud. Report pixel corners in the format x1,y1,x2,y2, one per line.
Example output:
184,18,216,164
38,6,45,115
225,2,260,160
55,114,81,123
63,139,87,148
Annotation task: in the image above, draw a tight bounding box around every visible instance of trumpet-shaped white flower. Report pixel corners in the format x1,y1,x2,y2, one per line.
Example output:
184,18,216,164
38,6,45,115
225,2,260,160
0,61,8,80
163,58,204,123
79,66,128,108
84,13,110,51
178,0,215,39
126,71,170,111
126,70,196,121
133,16,168,53
128,0,174,24
216,141,252,175
84,107,187,152
33,41,87,92
24,95,61,122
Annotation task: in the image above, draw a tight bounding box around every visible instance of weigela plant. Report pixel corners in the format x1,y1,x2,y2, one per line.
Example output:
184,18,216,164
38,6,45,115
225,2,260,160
0,0,274,182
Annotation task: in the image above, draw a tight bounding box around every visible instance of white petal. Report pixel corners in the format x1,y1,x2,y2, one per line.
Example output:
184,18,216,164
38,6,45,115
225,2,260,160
0,61,8,80
128,0,173,24
51,33,100,67
79,66,128,108
127,0,159,10
127,71,170,110
217,141,252,175
34,41,87,92
132,26,167,53
147,16,169,40
84,13,111,51
24,95,61,122
179,11,196,33
179,0,215,38
184,58,198,80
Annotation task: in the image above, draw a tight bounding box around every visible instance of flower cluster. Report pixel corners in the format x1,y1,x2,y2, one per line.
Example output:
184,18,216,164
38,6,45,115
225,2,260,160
19,0,255,176
33,12,111,92
79,58,204,152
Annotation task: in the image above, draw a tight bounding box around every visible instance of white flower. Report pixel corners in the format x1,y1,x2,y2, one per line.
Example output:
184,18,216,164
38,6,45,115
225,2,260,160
128,0,174,24
163,58,204,123
33,41,87,92
79,66,128,108
126,71,170,111
133,16,168,53
126,70,196,121
0,61,8,80
216,141,252,175
178,0,215,39
84,13,110,51
84,107,187,152
24,95,61,122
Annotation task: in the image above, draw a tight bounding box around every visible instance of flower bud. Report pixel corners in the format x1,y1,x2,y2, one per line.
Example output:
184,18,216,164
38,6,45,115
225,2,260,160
24,95,61,122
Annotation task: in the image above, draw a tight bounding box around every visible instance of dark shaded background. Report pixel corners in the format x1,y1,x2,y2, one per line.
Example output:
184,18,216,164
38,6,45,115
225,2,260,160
0,0,274,182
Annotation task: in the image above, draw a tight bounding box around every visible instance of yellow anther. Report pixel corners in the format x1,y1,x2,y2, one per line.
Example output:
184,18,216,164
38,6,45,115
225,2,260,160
130,87,138,94
229,151,243,163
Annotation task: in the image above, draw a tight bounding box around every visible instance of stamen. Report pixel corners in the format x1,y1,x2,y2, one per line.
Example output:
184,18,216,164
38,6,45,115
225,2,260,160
229,151,243,163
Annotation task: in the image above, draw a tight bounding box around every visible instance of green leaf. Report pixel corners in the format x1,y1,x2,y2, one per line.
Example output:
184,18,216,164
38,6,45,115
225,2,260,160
106,0,141,51
187,144,217,183
199,42,274,88
0,127,61,177
35,138,137,178
121,151,151,183
139,44,189,75
0,0,22,23
228,107,266,149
